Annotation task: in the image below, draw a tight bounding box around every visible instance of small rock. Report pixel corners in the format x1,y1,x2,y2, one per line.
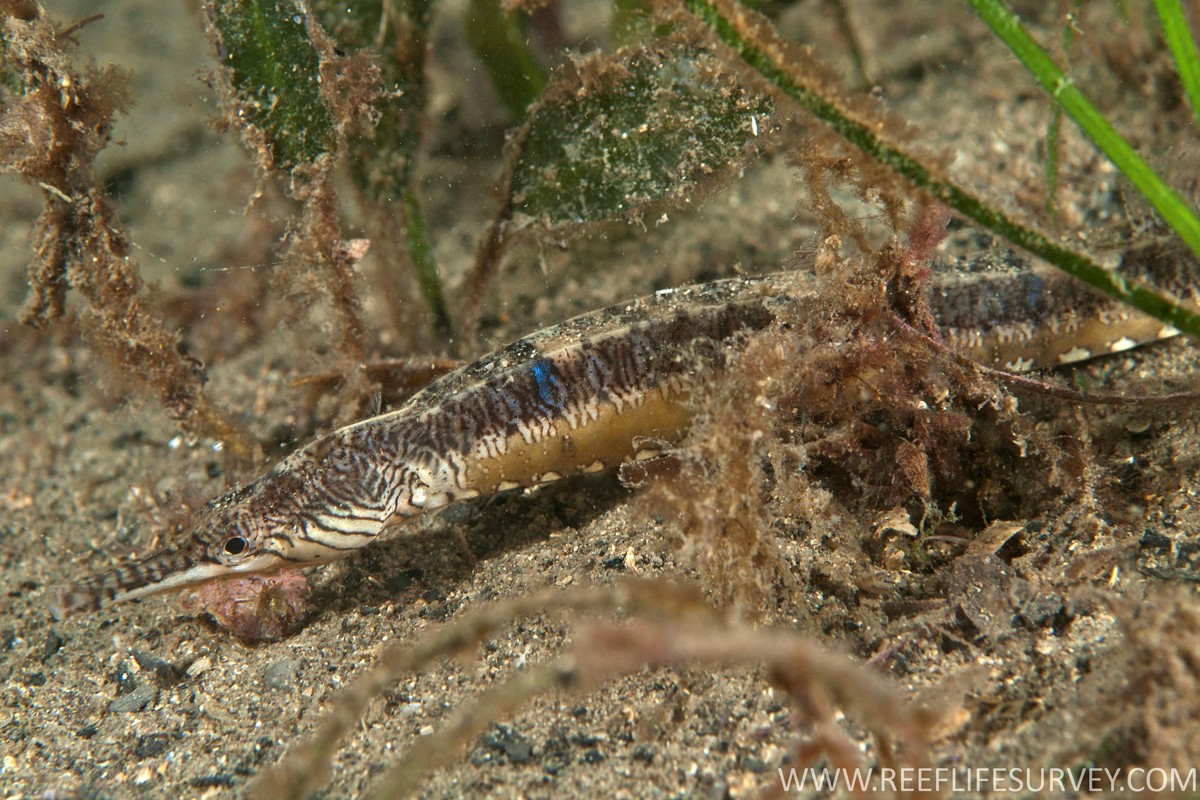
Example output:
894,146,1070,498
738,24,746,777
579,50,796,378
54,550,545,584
632,745,655,763
186,655,213,678
740,755,768,773
134,733,170,758
20,670,45,687
420,602,451,621
571,732,603,747
132,649,182,687
541,731,571,775
1017,593,1066,628
40,631,64,661
483,725,533,764
581,749,605,764
112,661,137,695
244,736,274,767
109,683,156,713
1140,529,1172,552
263,658,295,690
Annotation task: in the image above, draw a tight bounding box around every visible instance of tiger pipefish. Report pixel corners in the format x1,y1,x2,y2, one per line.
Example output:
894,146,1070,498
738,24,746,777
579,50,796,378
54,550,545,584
51,270,813,615
50,251,1195,618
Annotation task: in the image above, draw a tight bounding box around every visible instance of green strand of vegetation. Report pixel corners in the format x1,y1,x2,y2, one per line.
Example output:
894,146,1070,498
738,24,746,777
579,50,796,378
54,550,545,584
314,0,432,201
313,0,449,335
968,0,1200,262
1153,0,1200,128
1044,106,1062,220
465,0,547,118
209,0,335,168
681,0,1200,340
828,0,872,91
1044,4,1080,221
404,187,452,336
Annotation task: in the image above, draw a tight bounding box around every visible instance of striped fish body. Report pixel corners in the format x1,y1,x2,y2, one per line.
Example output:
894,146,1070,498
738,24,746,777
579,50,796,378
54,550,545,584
53,271,815,613
336,271,811,515
931,246,1196,371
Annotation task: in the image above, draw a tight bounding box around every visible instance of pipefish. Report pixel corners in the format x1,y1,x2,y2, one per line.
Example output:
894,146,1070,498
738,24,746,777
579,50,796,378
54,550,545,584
50,252,1195,618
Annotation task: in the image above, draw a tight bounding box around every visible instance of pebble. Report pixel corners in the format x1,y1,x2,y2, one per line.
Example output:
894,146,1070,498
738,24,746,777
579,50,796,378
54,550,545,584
483,725,533,764
631,744,655,763
739,755,768,773
541,734,570,775
112,661,137,695
134,733,170,758
263,658,296,690
132,649,182,687
186,655,213,678
109,683,156,713
601,555,626,570
39,631,63,661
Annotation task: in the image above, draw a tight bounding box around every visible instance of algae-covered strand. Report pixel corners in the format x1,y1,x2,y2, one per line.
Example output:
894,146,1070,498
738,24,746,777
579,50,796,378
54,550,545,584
312,0,453,335
314,0,433,199
208,0,336,169
511,39,773,226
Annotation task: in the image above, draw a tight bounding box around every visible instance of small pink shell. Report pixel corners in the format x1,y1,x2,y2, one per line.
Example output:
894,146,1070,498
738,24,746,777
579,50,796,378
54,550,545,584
181,571,311,642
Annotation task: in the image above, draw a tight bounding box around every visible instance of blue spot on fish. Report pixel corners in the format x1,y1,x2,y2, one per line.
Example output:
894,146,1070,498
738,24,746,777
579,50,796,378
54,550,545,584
531,359,561,408
1023,272,1044,314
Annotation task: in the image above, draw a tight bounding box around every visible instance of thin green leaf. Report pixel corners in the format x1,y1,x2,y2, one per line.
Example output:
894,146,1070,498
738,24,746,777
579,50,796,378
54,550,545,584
967,0,1200,263
404,186,452,337
1044,4,1080,221
1154,0,1200,128
314,0,433,200
465,0,546,118
313,0,452,335
1044,106,1062,219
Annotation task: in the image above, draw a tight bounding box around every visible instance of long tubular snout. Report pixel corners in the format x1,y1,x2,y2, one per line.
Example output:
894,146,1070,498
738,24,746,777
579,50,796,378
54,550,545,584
50,547,226,619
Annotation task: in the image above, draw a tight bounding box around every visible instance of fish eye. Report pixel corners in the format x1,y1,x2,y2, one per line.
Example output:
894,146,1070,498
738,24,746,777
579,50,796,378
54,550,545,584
223,536,248,556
